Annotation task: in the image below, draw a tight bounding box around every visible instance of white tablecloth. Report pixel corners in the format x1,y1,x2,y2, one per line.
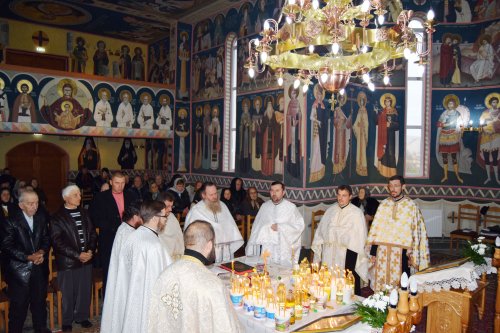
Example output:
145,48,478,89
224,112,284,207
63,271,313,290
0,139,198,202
212,257,374,333
412,257,496,293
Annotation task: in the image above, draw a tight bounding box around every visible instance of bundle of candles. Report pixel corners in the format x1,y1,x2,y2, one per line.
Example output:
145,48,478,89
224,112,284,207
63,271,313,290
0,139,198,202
383,272,423,333
229,257,357,327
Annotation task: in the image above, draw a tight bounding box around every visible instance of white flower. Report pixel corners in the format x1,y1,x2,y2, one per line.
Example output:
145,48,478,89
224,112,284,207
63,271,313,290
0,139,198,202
382,296,390,303
410,325,416,332
374,300,387,311
478,236,485,242
362,298,371,306
478,248,485,255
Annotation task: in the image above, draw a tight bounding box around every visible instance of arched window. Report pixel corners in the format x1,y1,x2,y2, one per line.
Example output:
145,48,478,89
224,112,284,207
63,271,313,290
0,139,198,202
404,18,429,178
222,33,238,172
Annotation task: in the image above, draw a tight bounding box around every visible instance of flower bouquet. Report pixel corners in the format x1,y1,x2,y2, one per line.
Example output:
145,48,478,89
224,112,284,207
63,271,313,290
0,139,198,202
462,236,491,266
354,286,392,329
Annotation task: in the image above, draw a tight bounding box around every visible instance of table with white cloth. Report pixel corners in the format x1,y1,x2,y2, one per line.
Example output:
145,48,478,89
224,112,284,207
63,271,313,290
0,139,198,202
211,257,374,333
411,258,496,333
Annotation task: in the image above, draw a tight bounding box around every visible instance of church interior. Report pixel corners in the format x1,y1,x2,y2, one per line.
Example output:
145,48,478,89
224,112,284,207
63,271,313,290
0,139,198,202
0,0,498,332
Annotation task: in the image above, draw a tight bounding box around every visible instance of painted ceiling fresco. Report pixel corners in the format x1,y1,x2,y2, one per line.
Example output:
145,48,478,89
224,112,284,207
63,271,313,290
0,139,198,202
0,0,231,43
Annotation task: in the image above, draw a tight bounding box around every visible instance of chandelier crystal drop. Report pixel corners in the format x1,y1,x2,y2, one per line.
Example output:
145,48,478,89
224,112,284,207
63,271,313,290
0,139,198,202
246,0,435,93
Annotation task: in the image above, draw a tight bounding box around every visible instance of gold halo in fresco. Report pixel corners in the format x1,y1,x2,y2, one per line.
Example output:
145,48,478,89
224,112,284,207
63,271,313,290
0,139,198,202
97,87,111,100
57,78,78,97
443,94,460,109
159,94,171,106
313,84,325,100
485,92,500,109
380,93,396,108
0,78,4,90
10,0,91,26
212,105,219,117
195,105,203,117
16,79,33,93
178,108,188,118
61,100,74,111
119,90,132,102
242,98,250,109
139,92,152,102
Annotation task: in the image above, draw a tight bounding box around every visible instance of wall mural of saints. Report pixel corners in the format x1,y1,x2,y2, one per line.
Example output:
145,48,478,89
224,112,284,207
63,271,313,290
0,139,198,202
478,92,500,184
78,137,100,170
156,94,173,136
39,78,93,130
116,90,134,128
137,92,154,129
194,105,204,169
435,94,473,183
251,96,263,172
374,93,399,178
0,78,8,122
93,88,113,127
11,79,36,123
209,105,221,170
239,98,252,172
261,95,282,176
353,92,369,176
177,30,190,100
176,107,189,172
285,84,303,179
117,138,137,170
332,93,351,175
433,21,499,88
309,84,327,182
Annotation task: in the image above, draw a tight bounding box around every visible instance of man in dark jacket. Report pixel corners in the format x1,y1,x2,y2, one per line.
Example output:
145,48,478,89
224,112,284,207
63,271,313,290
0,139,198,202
89,171,134,290
51,185,97,332
0,190,51,333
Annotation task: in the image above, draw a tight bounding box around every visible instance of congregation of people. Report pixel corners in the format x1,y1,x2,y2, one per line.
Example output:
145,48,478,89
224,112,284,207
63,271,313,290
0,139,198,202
0,166,430,333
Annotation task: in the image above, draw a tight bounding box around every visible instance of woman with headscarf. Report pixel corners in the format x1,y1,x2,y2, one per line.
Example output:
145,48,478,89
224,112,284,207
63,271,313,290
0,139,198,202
167,178,191,215
351,186,379,228
240,186,264,217
0,187,16,223
220,188,235,216
117,138,137,170
229,177,246,215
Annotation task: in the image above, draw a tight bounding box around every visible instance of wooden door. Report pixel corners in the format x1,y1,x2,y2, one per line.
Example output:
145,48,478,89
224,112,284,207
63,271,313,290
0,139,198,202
6,141,68,214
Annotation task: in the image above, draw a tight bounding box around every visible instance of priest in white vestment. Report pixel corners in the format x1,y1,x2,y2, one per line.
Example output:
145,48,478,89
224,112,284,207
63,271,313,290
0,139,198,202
367,175,429,292
119,200,173,333
311,185,368,294
246,181,305,267
184,182,243,261
100,203,143,333
148,221,243,333
157,192,184,260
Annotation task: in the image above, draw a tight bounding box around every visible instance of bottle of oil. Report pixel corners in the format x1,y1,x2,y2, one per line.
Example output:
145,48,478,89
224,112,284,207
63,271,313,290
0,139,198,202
294,288,303,321
285,289,296,325
277,282,286,313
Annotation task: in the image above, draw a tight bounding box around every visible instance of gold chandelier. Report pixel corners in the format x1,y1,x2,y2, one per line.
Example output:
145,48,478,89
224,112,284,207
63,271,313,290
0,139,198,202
245,0,435,94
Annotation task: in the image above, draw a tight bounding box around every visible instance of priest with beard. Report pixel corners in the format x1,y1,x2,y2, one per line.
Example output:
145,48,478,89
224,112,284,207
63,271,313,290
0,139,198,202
100,203,143,333
184,182,243,262
113,200,172,333
311,185,368,295
148,221,242,333
245,181,304,267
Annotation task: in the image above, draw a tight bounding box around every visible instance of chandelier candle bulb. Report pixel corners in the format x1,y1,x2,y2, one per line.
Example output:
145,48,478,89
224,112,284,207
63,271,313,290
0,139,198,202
427,9,435,21
361,45,368,53
339,88,345,95
362,73,370,83
332,42,340,55
293,78,301,89
309,44,315,53
320,73,328,83
263,21,270,31
312,0,319,9
260,51,268,63
361,0,371,12
377,14,385,25
368,82,375,91
404,47,412,60
409,277,418,295
248,67,255,78
289,0,296,5
383,75,390,85
278,77,284,86
302,84,309,93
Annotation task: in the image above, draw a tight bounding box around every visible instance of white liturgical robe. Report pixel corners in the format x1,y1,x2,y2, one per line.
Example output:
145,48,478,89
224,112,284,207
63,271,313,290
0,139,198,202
101,222,135,333
245,199,305,267
311,203,369,282
184,201,243,260
159,213,185,260
148,255,243,333
120,226,172,333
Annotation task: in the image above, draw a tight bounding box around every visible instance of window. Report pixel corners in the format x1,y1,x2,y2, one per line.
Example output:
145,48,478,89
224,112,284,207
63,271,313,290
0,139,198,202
223,34,238,172
404,19,428,178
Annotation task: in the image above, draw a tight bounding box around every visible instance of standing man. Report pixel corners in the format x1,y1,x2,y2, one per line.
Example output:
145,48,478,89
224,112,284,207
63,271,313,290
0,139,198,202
311,185,368,295
0,190,51,333
90,171,135,289
50,185,97,332
184,182,243,262
120,200,172,333
101,203,143,333
246,181,304,267
351,186,379,228
367,175,430,292
148,221,243,333
157,192,184,260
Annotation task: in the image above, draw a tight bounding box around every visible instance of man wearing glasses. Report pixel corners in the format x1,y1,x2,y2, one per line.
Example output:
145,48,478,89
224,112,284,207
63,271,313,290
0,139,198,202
112,200,172,333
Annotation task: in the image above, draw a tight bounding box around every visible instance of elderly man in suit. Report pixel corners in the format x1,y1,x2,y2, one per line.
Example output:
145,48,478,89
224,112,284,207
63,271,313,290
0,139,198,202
51,185,97,332
90,171,135,290
0,190,51,333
